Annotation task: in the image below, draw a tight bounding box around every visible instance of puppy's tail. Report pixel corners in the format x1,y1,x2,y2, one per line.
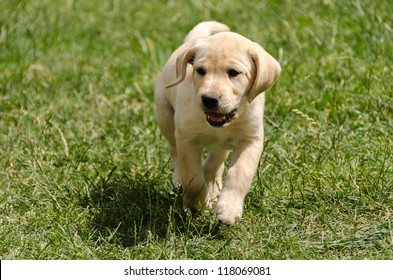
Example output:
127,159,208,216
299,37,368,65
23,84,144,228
184,21,230,43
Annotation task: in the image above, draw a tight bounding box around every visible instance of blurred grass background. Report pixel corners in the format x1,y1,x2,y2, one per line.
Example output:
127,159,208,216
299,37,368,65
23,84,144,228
0,0,392,259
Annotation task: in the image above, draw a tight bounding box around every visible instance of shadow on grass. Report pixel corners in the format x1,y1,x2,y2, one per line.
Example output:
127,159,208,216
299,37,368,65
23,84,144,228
82,171,223,247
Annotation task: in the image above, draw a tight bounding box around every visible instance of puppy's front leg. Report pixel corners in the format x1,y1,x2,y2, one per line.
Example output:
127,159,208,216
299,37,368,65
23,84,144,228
215,140,263,225
203,151,229,208
175,134,207,210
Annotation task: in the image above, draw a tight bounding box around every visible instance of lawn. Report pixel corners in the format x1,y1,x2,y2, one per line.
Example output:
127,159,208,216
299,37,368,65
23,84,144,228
0,0,392,259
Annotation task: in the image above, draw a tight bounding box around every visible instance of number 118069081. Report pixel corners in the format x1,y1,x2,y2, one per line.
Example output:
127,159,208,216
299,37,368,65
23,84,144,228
217,266,271,276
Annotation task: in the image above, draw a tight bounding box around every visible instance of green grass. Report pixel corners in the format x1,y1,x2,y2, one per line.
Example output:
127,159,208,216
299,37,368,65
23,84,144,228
1,0,392,259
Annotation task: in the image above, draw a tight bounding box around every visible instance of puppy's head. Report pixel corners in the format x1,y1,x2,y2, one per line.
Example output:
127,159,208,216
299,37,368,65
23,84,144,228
166,32,281,127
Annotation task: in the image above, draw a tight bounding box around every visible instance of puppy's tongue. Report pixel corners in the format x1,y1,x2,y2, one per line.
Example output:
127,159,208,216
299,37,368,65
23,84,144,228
205,109,237,127
206,112,226,123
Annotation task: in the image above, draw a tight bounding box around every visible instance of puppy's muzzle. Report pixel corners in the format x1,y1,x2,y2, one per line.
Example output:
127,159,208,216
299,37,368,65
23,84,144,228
201,94,238,127
202,95,219,110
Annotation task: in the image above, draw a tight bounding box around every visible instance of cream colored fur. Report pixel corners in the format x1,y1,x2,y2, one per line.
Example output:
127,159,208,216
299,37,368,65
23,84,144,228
155,21,281,225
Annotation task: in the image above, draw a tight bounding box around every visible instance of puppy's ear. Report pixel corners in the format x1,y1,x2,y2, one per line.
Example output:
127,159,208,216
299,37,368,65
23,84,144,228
165,47,196,88
248,43,281,102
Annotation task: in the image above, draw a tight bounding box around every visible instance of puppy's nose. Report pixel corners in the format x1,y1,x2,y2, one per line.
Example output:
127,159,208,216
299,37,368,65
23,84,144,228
202,95,219,109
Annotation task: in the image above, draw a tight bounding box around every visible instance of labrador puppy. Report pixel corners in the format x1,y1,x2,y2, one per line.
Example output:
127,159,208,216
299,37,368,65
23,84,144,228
155,21,281,225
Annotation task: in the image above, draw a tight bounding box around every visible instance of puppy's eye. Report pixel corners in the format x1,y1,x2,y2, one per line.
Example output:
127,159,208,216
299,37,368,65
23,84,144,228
227,69,241,77
196,67,206,76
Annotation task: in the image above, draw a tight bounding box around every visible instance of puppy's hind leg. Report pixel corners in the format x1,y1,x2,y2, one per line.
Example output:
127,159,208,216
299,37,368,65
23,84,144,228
155,94,180,188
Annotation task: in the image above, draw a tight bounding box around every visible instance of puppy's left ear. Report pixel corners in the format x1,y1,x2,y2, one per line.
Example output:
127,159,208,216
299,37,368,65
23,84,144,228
248,43,281,102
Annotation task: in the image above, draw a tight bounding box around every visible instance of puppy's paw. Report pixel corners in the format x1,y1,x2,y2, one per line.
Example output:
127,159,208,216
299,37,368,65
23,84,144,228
183,187,209,211
206,191,219,209
215,192,244,225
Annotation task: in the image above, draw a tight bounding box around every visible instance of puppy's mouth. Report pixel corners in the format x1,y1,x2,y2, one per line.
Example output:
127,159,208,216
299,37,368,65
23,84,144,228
205,108,237,127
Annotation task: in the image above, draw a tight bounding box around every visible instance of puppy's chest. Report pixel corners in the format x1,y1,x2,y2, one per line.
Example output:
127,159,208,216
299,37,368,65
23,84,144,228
185,129,241,151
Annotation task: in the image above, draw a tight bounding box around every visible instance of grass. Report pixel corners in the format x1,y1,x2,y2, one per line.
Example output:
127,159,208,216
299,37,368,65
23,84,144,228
0,0,392,259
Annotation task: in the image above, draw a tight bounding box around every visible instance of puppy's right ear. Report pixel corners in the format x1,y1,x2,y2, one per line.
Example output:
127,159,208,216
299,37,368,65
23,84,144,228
165,47,196,88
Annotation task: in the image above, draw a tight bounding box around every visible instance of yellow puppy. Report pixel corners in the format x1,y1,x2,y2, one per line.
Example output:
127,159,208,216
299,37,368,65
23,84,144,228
155,21,281,225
